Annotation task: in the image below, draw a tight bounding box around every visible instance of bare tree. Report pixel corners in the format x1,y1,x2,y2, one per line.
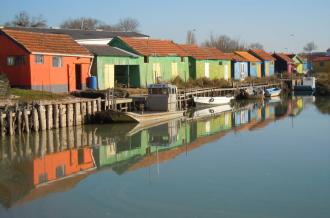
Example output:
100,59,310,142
186,30,197,44
249,42,264,50
303,42,318,53
5,11,47,27
117,18,140,32
60,17,101,30
202,34,246,52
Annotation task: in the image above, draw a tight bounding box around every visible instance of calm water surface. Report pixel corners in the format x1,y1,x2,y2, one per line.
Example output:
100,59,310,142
0,97,329,218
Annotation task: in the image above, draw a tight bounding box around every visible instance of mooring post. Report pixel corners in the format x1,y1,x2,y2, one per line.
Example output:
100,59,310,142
0,111,5,136
38,105,46,131
66,104,72,127
7,111,14,136
17,110,22,135
46,105,53,130
53,104,59,129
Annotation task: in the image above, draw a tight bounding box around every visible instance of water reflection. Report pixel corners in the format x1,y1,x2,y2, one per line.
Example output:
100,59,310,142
0,97,309,208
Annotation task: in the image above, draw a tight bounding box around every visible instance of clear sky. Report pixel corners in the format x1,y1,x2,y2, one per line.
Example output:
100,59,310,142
1,0,329,53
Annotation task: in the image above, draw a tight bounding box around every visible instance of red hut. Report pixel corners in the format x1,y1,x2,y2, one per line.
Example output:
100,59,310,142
272,53,295,74
0,28,93,92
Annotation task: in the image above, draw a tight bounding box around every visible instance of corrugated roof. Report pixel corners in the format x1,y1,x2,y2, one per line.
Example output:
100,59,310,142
249,49,276,61
273,53,294,63
3,26,148,40
118,37,188,57
83,45,137,57
234,51,261,62
1,29,92,56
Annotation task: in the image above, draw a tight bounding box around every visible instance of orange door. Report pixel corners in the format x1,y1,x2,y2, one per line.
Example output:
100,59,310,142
67,65,76,92
257,64,261,78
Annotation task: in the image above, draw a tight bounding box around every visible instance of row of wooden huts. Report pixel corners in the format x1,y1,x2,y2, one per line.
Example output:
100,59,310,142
0,27,321,93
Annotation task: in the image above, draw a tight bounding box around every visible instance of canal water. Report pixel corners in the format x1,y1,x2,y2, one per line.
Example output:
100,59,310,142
0,97,329,218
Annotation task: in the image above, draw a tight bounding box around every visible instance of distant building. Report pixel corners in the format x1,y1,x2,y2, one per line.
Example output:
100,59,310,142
312,56,330,72
0,28,93,92
327,48,330,56
248,50,276,77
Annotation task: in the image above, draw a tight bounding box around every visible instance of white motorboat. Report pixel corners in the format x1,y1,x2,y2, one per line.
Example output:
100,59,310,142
194,96,234,106
265,88,281,97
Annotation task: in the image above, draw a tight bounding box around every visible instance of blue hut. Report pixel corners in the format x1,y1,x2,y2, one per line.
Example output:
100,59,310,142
249,50,276,77
227,53,248,80
235,51,262,78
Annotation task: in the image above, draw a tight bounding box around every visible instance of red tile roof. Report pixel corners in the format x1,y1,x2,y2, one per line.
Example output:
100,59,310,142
225,53,248,62
249,49,276,61
312,56,330,62
1,29,92,56
234,51,261,62
273,53,294,63
118,37,188,57
179,44,210,59
202,47,232,60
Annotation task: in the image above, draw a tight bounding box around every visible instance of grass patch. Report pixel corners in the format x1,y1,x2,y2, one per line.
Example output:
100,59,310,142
10,88,71,102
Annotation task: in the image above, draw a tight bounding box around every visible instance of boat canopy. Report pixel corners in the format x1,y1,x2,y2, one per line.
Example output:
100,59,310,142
147,83,177,95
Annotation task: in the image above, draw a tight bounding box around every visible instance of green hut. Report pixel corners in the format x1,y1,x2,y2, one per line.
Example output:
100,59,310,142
109,37,189,87
179,45,232,80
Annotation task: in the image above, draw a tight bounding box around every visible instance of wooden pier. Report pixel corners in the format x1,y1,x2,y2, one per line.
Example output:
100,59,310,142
176,82,282,110
0,97,133,136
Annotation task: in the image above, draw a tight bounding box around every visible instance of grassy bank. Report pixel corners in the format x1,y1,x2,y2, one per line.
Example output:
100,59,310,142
315,72,330,96
9,88,71,102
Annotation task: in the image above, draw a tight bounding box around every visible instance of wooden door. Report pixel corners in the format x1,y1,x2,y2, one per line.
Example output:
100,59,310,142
205,63,210,78
265,63,269,77
153,63,161,83
171,63,178,78
104,64,114,89
257,64,261,78
224,65,229,80
67,65,76,92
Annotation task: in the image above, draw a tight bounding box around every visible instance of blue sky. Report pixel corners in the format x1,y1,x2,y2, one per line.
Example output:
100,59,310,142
1,0,329,52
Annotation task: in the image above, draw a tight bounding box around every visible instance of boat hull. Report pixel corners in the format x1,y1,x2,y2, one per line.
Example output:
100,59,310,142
194,96,234,106
265,88,281,97
108,110,184,124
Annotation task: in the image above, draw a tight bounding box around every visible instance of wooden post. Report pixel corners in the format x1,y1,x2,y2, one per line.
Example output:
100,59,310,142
66,104,72,127
38,105,46,131
59,104,66,128
0,112,5,136
91,100,95,114
23,109,29,133
97,98,101,112
7,111,13,136
81,102,86,125
46,105,53,130
74,103,79,126
53,104,59,129
32,107,39,132
17,110,22,135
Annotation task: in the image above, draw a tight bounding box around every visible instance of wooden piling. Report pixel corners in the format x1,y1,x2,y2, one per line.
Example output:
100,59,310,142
7,111,14,135
38,105,46,131
46,105,53,130
0,112,5,136
23,109,29,133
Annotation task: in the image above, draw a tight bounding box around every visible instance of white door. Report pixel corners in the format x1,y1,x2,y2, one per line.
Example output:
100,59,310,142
171,63,178,78
153,63,161,83
205,63,210,78
224,65,229,80
104,64,114,89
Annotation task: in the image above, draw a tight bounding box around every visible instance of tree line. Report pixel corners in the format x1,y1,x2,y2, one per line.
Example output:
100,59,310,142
4,11,318,53
4,11,140,32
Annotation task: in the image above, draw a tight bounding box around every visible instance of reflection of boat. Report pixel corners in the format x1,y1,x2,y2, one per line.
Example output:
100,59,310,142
107,111,184,124
193,104,232,119
194,96,234,106
265,88,281,97
236,87,264,100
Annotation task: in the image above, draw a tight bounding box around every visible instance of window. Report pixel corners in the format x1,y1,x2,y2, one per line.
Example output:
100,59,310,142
219,61,223,65
52,56,62,68
39,173,48,184
56,165,66,178
7,56,14,66
35,54,44,64
144,56,149,63
7,56,26,66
